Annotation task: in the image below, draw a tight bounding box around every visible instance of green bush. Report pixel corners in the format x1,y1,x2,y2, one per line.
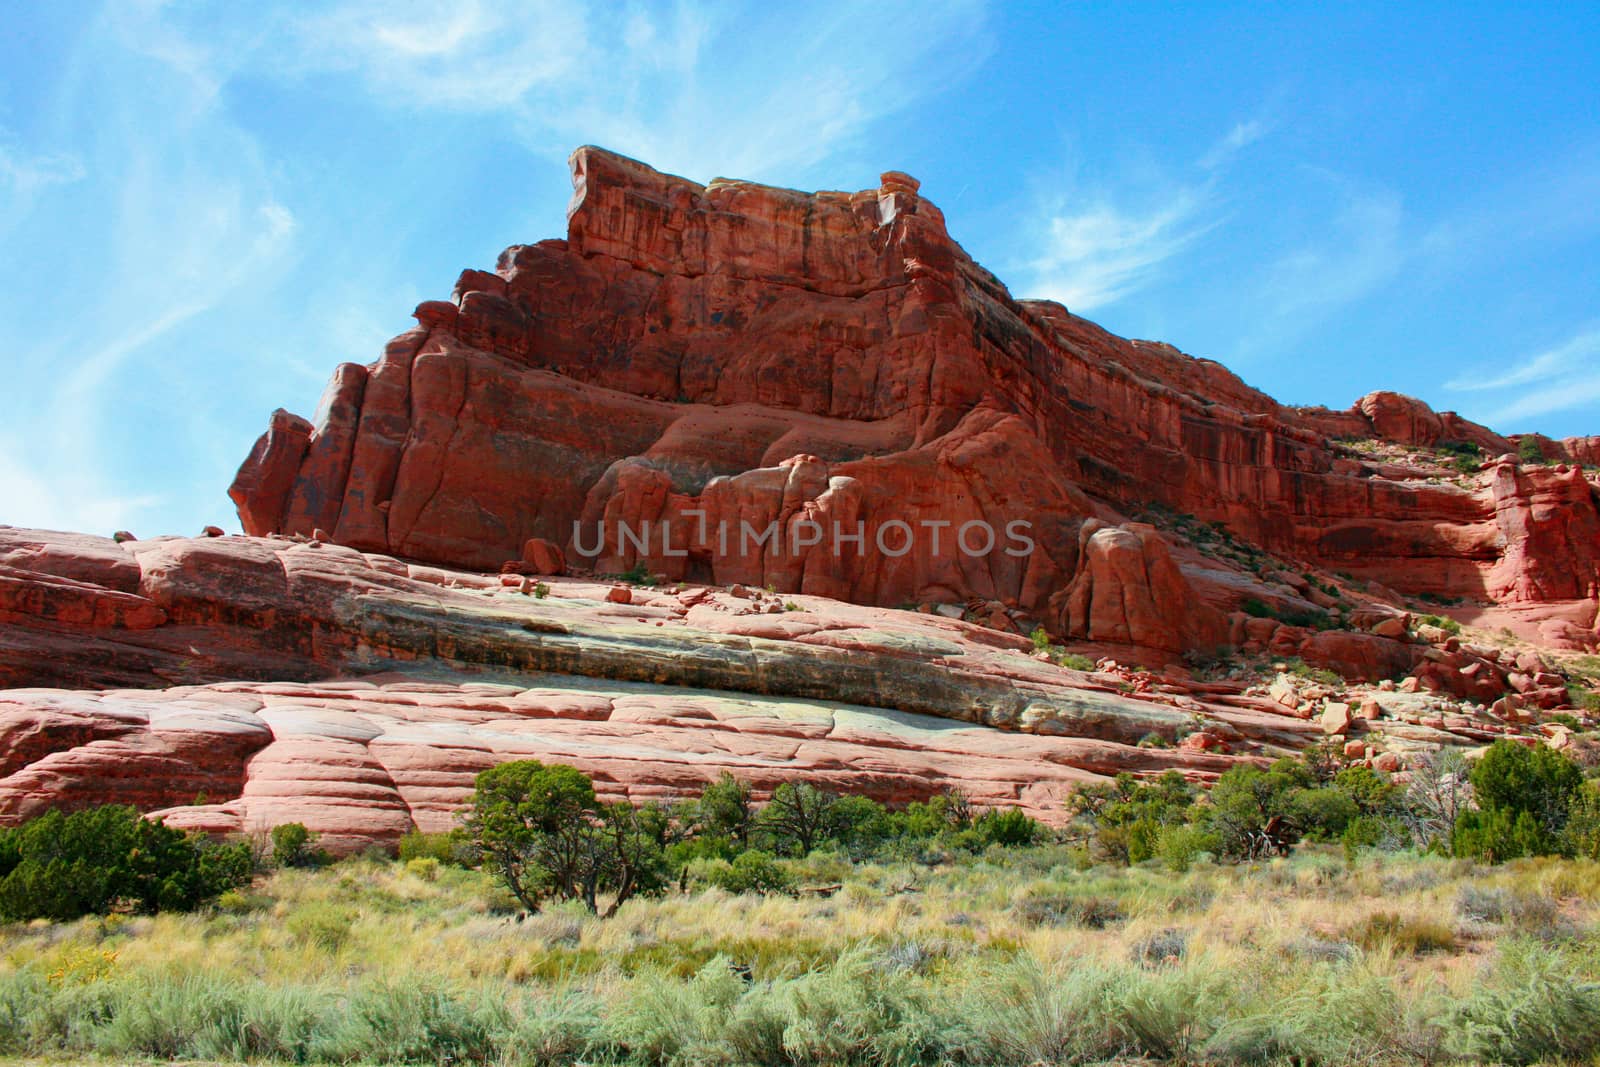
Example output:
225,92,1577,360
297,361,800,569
398,829,471,867
0,806,250,921
1517,436,1547,465
270,823,329,869
1155,824,1220,872
974,807,1043,848
1415,613,1463,635
1454,740,1584,861
693,850,793,895
1444,939,1600,1063
1069,771,1197,865
1204,759,1316,859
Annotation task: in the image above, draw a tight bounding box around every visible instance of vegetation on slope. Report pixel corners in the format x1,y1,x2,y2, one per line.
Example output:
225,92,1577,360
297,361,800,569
2,739,1600,1064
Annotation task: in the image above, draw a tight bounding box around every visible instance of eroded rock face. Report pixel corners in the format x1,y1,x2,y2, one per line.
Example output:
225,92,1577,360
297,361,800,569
0,526,1324,848
4,146,1597,850
0,526,1579,851
231,146,1600,652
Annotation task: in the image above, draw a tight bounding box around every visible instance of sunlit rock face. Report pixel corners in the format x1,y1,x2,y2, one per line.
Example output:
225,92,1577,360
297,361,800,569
0,147,1595,850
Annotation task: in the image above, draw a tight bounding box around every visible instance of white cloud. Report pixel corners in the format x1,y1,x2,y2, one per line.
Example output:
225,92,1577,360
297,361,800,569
0,143,85,196
0,435,162,534
1199,119,1270,170
289,0,589,109
1025,190,1214,311
261,0,989,183
1015,113,1282,313
1446,326,1600,428
1256,185,1402,320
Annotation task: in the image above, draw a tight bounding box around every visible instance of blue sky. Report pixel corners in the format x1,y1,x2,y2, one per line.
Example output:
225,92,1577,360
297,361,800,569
2,1,1596,537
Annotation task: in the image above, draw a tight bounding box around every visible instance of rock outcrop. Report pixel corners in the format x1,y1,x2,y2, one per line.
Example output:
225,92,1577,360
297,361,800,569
232,147,1600,659
0,524,1587,850
2,146,1596,850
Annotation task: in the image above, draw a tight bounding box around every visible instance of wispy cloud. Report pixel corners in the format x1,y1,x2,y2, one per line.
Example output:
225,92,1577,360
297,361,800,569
1199,119,1270,170
1025,189,1215,311
0,142,84,196
288,0,590,110
1254,181,1403,324
0,6,302,538
164,0,990,185
1016,113,1276,313
1445,326,1600,428
0,433,162,534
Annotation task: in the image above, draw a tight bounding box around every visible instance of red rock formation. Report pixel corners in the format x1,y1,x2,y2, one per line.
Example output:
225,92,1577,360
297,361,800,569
2,147,1597,850
232,147,1600,653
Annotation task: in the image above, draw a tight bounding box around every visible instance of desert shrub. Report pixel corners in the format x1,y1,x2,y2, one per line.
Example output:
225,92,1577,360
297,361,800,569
1290,787,1360,841
398,828,472,866
1516,436,1547,465
1057,651,1096,671
1343,911,1457,956
502,990,603,1065
312,981,506,1065
692,851,792,896
973,807,1042,848
1154,824,1220,872
1069,771,1197,865
285,901,358,952
1012,892,1124,929
1334,765,1401,815
405,857,441,882
1565,783,1600,859
1029,626,1050,652
888,791,972,843
1201,964,1403,1066
1203,759,1317,859
1129,928,1188,966
1444,940,1600,1063
1454,740,1584,861
826,794,894,859
959,957,1163,1064
1415,613,1462,635
610,957,784,1066
778,946,957,1065
269,823,329,869
1455,884,1561,933
0,806,250,921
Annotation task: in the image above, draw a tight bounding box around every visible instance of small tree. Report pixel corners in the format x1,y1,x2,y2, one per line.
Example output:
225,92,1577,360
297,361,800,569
696,772,755,848
1454,740,1583,861
758,782,839,857
0,806,250,921
1203,759,1314,859
467,760,664,917
1400,748,1473,851
270,823,327,868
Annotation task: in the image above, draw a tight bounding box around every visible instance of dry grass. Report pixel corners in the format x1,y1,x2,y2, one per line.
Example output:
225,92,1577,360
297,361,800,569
1,848,1599,1064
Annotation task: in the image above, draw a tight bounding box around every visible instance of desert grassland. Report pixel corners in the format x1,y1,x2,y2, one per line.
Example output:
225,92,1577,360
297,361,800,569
3,847,1600,1066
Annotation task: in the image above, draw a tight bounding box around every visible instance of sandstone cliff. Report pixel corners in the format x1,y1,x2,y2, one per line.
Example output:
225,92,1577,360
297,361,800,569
1,146,1596,850
232,147,1600,659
